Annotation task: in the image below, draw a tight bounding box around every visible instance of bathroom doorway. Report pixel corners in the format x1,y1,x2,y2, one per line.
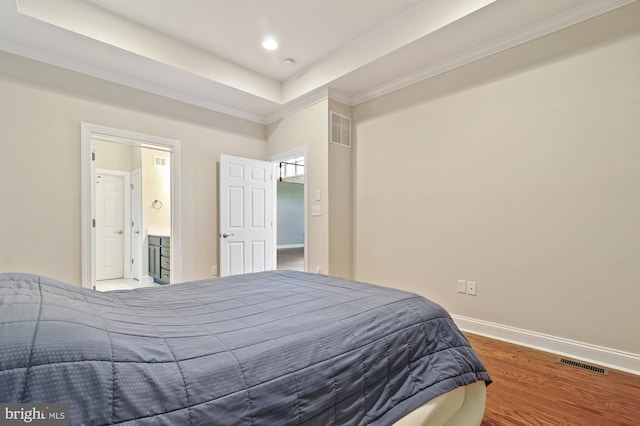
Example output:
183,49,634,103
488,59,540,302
81,123,182,289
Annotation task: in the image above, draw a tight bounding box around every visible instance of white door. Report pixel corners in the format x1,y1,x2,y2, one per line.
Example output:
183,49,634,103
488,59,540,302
219,154,275,277
96,173,125,280
131,169,143,280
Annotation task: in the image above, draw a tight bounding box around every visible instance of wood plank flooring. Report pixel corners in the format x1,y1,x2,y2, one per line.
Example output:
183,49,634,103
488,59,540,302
277,247,304,271
464,333,640,426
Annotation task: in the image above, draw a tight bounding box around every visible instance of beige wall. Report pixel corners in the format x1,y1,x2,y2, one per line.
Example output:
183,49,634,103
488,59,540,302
352,7,640,355
267,101,330,274
141,149,171,233
267,99,354,278
95,140,138,171
0,53,266,284
328,100,353,279
2,2,637,362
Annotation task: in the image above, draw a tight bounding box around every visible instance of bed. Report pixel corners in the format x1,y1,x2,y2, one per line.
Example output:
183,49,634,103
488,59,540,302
0,270,491,425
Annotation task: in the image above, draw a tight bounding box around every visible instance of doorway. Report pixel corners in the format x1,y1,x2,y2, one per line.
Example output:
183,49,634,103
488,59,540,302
81,123,182,289
92,144,170,290
270,150,307,272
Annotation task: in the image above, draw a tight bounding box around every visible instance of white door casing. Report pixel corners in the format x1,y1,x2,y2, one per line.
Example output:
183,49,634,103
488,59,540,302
81,123,182,289
220,154,275,277
96,173,125,280
131,168,143,281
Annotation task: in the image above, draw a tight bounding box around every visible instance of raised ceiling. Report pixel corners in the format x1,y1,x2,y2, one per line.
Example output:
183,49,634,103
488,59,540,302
0,0,636,123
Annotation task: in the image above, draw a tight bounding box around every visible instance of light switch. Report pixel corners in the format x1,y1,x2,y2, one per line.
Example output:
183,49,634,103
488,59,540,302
311,205,322,216
315,189,322,201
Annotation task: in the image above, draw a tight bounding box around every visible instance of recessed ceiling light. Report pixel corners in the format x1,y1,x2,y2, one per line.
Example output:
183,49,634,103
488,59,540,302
262,38,278,51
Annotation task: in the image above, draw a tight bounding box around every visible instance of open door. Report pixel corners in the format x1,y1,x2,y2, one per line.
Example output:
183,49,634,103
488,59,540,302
219,154,275,277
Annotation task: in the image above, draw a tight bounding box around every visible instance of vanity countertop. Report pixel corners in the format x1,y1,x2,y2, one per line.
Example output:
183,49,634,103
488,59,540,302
147,228,170,237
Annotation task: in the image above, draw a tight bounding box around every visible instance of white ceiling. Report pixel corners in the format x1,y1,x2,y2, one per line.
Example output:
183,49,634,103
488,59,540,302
87,0,427,82
0,0,636,123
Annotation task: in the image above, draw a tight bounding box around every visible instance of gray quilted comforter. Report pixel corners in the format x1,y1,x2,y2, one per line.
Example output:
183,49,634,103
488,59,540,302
0,271,490,425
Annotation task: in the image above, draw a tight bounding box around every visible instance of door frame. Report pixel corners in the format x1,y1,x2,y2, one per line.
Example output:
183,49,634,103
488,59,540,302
268,147,307,272
81,123,182,288
95,168,131,280
130,168,143,281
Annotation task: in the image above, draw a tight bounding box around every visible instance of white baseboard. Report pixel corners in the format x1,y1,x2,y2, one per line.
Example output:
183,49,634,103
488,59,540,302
451,314,640,376
277,244,304,249
138,275,154,284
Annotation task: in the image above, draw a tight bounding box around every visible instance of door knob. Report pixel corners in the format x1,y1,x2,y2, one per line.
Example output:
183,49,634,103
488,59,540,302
115,230,123,235
222,233,235,238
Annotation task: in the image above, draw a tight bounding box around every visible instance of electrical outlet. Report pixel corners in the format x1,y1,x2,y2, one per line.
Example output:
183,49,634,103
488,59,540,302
457,280,467,294
467,281,477,296
316,266,322,274
211,265,218,276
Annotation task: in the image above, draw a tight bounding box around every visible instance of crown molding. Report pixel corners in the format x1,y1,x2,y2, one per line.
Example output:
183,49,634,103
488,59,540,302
263,87,354,124
0,38,267,124
0,36,349,125
264,88,332,124
3,0,636,124
326,88,353,107
351,0,638,106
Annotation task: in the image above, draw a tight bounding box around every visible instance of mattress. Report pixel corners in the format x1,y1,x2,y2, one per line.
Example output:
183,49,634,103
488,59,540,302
0,271,491,425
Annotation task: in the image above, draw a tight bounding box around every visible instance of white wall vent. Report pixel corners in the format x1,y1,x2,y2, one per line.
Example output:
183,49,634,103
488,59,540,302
330,111,351,148
154,156,168,167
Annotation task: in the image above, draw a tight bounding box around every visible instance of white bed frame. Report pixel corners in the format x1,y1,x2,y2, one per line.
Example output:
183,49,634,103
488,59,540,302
394,381,487,426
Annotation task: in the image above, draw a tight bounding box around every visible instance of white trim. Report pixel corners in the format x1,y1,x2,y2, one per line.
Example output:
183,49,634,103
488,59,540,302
265,88,330,124
264,0,638,116
81,125,94,288
351,0,638,105
326,88,353,107
265,88,351,125
81,123,182,288
452,314,640,376
0,38,266,124
277,244,304,249
2,1,634,123
95,168,131,279
268,147,309,163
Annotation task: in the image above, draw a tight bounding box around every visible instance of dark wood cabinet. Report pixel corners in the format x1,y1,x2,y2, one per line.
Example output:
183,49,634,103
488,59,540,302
148,235,170,284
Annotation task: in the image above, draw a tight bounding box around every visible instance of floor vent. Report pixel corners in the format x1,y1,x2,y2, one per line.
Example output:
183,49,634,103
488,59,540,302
556,357,609,375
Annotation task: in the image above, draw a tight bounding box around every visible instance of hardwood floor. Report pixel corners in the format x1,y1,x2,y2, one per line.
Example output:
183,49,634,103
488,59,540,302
277,247,305,271
465,333,640,426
